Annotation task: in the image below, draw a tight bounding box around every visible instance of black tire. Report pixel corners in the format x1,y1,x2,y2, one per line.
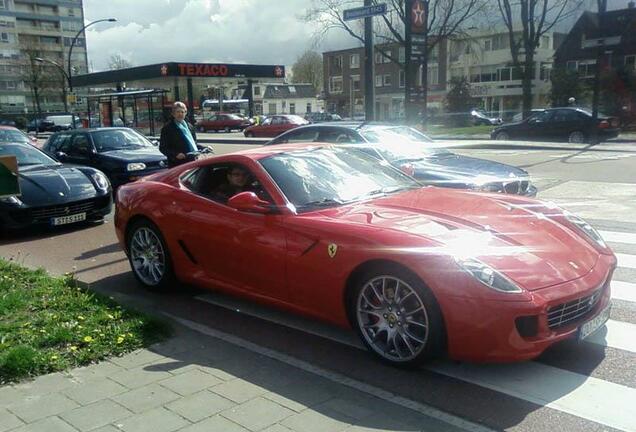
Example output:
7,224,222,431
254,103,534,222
349,263,445,367
223,126,230,133
494,131,510,141
568,130,587,144
126,219,176,292
197,126,205,132
245,131,254,138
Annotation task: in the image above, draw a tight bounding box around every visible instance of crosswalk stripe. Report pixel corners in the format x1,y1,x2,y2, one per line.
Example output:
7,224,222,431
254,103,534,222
428,361,636,432
616,253,636,270
612,280,636,303
600,230,636,245
584,319,636,354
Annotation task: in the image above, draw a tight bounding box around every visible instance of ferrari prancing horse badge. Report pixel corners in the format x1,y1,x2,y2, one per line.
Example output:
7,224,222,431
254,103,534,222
327,243,338,258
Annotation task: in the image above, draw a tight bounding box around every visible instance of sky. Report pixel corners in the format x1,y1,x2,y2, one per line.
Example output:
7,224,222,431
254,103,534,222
83,0,355,72
83,0,630,73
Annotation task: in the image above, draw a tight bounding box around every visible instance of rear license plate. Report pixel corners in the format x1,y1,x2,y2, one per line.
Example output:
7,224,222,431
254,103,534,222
51,212,86,226
578,304,611,341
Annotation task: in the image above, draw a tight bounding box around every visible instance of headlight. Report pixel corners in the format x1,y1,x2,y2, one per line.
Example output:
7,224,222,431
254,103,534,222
91,172,110,190
455,257,522,293
127,163,146,172
564,211,607,248
0,196,23,206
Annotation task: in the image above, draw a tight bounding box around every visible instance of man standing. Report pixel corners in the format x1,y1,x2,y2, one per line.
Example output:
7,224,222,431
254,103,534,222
159,102,200,167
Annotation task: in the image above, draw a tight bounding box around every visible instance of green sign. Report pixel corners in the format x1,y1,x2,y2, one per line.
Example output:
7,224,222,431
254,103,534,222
0,156,20,198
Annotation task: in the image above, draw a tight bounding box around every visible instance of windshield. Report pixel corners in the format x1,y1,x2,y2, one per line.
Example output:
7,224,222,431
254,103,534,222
288,115,310,125
368,141,452,162
0,129,29,144
92,129,154,152
260,147,420,212
360,126,434,144
0,143,57,166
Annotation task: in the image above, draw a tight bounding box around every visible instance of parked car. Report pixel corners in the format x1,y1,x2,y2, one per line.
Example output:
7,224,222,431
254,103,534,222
27,118,55,133
0,141,111,231
46,115,82,131
267,123,536,196
304,112,343,123
115,143,614,366
471,109,503,126
42,128,168,188
491,107,621,143
196,113,251,132
0,118,16,127
0,126,39,147
243,115,309,138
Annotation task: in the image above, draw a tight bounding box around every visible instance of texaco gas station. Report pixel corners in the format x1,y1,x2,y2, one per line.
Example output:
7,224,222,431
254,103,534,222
71,62,286,135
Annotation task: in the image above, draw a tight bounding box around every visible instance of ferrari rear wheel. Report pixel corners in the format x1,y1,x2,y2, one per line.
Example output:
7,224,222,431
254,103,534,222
352,266,443,366
127,220,175,291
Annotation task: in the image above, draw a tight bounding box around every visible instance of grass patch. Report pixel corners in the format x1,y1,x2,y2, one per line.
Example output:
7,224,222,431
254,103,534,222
425,125,494,136
0,259,171,384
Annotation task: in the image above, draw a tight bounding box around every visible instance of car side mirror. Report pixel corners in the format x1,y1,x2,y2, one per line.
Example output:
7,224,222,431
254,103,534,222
55,151,68,159
227,191,273,214
151,139,159,146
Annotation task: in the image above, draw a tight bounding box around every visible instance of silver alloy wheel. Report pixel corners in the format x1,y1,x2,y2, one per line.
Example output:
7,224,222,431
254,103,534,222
496,131,509,140
224,126,230,133
568,131,585,143
130,227,166,286
356,276,429,362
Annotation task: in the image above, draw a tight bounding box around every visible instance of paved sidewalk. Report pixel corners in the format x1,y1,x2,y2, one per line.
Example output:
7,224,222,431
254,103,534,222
0,323,476,432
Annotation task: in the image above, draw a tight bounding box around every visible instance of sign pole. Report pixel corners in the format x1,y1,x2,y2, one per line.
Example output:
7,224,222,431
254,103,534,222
364,0,375,121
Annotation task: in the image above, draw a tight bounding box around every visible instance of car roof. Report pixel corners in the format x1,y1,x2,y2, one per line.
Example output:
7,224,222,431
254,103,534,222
51,127,132,134
231,142,334,161
0,126,19,131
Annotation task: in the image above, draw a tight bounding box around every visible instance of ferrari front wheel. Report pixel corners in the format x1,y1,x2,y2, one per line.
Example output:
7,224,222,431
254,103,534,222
352,266,444,367
127,220,175,291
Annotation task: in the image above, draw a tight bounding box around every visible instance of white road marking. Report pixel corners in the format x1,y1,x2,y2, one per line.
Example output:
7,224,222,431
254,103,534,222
600,230,636,246
584,319,636,354
616,253,636,270
165,314,494,432
428,361,636,432
612,280,636,303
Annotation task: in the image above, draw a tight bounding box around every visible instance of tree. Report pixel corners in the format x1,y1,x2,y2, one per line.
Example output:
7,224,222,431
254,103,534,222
548,67,588,108
108,54,133,70
291,50,323,92
444,76,476,125
496,0,582,118
304,0,483,118
19,40,50,116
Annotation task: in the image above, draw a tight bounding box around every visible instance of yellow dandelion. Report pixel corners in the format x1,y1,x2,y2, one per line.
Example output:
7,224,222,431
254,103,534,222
117,336,124,344
107,314,115,320
83,336,93,343
50,355,58,360
77,316,85,321
70,346,78,352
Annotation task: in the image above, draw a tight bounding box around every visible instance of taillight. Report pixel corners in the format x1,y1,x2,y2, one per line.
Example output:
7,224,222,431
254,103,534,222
400,163,415,177
598,120,609,129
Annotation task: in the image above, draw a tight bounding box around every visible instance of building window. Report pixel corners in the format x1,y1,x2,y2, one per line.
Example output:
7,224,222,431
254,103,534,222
399,47,405,64
351,74,360,91
399,70,405,88
577,60,596,78
566,60,577,71
383,74,391,86
254,86,260,96
350,53,359,68
375,50,391,64
427,66,439,86
268,103,277,114
306,102,312,113
375,75,383,87
290,103,295,114
0,20,14,28
479,65,496,82
0,0,6,10
332,55,342,70
329,76,343,93
541,36,550,49
0,32,8,43
625,55,636,70
68,8,75,16
497,67,511,81
484,39,492,51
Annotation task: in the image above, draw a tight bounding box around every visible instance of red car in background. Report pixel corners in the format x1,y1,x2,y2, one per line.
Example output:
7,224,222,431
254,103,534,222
0,126,39,147
115,143,615,366
243,115,308,138
196,113,251,133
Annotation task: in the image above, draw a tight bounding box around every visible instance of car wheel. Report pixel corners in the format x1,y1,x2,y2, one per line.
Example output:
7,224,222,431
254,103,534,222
197,126,205,132
126,219,175,292
495,131,510,140
568,131,586,144
223,126,230,133
245,131,254,137
351,264,444,367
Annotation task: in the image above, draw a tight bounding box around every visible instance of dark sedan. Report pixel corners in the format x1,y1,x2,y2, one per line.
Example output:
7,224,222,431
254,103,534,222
43,128,168,188
267,123,536,196
0,142,111,232
491,107,620,143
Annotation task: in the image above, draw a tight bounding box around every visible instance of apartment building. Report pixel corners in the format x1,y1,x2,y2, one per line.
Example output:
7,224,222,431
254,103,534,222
250,82,318,116
0,0,88,115
447,28,565,116
322,41,449,121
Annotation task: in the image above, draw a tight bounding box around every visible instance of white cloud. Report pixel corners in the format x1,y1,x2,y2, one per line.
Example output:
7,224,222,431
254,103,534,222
84,0,356,72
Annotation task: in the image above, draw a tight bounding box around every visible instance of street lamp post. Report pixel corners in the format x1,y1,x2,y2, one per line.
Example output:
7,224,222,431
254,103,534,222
67,18,117,92
35,57,70,112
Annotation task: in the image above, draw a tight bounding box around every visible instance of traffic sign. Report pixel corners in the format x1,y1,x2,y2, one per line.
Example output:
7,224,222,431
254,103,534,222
343,3,387,21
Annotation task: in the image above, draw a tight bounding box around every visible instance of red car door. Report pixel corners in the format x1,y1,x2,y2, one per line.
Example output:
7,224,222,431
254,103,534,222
176,163,289,300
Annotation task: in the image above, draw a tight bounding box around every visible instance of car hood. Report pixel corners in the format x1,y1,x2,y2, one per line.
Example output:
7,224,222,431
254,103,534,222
16,165,98,206
320,188,600,291
99,148,166,163
410,154,528,183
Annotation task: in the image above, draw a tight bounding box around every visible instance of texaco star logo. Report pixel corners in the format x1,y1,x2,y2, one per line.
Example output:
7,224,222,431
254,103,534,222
160,64,168,76
274,66,283,77
412,0,425,27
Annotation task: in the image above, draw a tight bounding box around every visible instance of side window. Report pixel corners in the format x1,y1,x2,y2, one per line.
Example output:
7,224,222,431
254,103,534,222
55,133,73,153
69,134,92,156
282,129,320,143
262,118,272,126
271,117,282,125
531,110,554,123
554,109,580,122
319,130,357,143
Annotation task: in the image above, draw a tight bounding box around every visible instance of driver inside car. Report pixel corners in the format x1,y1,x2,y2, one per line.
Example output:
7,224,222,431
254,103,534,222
210,165,252,203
